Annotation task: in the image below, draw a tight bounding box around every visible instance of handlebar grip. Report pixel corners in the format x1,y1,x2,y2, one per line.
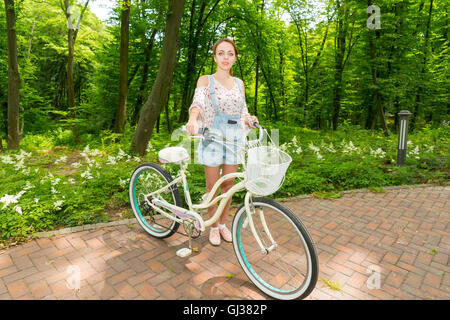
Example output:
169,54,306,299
252,122,262,129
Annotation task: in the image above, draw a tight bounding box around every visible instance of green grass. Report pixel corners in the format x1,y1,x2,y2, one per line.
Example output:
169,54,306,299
0,124,448,246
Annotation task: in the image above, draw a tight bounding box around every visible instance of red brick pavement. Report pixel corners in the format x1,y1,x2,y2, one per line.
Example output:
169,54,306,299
0,185,448,300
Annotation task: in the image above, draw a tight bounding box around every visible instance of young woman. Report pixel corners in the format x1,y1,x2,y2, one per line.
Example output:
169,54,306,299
185,38,258,246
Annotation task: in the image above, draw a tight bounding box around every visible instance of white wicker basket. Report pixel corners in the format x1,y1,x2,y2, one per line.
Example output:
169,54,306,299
244,145,292,196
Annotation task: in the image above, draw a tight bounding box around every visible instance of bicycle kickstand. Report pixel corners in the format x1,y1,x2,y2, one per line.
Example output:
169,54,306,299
176,222,195,258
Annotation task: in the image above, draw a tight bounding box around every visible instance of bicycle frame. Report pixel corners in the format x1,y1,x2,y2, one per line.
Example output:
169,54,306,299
142,130,277,254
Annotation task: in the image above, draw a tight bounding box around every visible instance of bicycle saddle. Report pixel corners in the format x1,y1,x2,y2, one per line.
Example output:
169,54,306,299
158,146,190,164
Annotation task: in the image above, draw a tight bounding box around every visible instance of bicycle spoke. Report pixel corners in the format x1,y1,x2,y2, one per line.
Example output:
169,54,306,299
130,163,181,238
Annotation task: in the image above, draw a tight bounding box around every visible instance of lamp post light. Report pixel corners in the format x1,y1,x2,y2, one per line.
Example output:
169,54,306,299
397,110,412,166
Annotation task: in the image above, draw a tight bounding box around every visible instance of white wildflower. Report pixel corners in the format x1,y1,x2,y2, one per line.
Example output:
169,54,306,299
146,142,154,154
308,143,320,153
295,146,303,154
342,141,358,153
408,146,419,155
85,157,96,167
280,143,288,151
82,144,91,155
81,169,93,180
316,153,324,160
370,147,386,159
23,181,34,190
14,205,22,215
71,162,82,168
34,198,39,204
89,149,102,157
323,143,336,153
119,178,128,188
51,186,59,194
54,156,67,164
14,159,25,171
0,155,14,164
0,194,19,209
51,178,61,186
117,148,128,160
133,157,141,162
15,150,32,161
54,200,64,210
16,190,26,198
107,156,117,165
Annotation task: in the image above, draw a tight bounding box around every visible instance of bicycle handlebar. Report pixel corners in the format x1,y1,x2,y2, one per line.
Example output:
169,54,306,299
181,122,265,144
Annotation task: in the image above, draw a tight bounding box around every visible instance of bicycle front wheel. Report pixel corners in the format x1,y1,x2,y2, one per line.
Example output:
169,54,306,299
129,162,181,238
232,197,318,300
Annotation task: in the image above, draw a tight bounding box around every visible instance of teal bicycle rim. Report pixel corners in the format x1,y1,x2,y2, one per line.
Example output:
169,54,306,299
237,212,295,294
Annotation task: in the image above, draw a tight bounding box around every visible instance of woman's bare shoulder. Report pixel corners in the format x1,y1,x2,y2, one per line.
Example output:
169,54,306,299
197,75,210,88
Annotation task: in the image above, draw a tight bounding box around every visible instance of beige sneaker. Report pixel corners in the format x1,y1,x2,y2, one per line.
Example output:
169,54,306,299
219,225,232,243
209,228,220,246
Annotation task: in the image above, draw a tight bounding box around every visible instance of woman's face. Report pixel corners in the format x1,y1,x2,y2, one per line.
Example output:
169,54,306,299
214,41,236,72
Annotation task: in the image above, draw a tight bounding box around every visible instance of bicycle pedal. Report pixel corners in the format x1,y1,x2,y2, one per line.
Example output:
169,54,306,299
176,247,192,258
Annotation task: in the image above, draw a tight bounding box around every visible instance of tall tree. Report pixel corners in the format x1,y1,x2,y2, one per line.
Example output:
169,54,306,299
4,0,20,149
331,0,358,131
367,0,389,136
178,0,221,123
412,0,434,129
62,0,90,143
132,0,186,155
114,0,131,135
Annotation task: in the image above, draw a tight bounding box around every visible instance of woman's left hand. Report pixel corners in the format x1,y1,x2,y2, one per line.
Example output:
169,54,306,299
246,115,259,128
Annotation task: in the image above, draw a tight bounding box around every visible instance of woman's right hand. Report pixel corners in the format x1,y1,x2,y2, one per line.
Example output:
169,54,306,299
186,119,199,135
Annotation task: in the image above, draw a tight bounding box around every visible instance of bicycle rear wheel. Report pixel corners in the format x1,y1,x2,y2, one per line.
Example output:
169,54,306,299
232,197,318,300
129,162,181,238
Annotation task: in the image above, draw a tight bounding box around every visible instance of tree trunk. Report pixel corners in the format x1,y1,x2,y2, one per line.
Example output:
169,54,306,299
63,0,90,144
178,0,221,123
332,1,346,131
253,54,259,117
368,0,390,137
132,0,186,155
412,0,434,129
132,28,158,127
114,1,131,135
260,66,277,120
4,0,21,150
332,0,353,131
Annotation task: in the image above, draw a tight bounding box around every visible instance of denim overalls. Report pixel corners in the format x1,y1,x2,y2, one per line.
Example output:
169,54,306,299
198,75,244,167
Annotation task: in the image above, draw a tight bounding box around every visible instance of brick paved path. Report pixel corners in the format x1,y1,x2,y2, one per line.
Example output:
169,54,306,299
0,185,448,300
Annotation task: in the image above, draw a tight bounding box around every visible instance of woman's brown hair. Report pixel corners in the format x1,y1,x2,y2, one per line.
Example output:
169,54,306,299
212,38,238,76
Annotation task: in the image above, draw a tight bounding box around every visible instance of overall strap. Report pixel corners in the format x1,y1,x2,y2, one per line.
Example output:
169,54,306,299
208,75,220,112
234,77,245,112
234,77,243,94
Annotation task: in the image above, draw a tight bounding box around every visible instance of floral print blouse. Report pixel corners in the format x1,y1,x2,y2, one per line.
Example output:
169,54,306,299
188,77,251,138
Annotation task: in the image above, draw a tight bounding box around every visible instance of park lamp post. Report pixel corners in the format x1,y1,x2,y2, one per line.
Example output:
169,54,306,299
397,110,412,166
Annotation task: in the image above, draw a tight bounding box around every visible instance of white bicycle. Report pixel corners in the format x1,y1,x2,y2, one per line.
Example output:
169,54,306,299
129,123,319,300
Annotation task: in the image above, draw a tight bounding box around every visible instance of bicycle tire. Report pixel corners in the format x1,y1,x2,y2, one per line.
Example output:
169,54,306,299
129,162,181,238
232,197,319,300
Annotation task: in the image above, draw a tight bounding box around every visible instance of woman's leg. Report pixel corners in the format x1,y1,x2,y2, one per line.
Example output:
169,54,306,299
204,165,221,227
218,164,239,225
